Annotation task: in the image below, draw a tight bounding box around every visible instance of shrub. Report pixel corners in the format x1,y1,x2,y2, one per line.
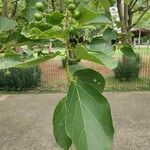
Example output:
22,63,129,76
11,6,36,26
0,66,41,91
113,54,142,81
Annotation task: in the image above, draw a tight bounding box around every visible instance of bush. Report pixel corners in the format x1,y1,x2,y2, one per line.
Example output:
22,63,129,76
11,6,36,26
0,66,41,91
113,54,142,81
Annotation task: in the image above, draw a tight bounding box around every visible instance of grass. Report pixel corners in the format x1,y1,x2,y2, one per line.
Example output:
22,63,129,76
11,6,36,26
105,76,150,92
0,76,149,94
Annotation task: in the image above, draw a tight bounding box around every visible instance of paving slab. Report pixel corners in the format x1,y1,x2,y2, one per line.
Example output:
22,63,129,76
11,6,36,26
0,92,150,150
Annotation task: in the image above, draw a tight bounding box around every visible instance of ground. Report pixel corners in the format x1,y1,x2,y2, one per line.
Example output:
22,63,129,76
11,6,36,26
0,92,150,150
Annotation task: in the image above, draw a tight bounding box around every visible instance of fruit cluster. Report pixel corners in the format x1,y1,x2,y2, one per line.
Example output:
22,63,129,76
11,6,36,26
67,1,81,19
34,2,44,21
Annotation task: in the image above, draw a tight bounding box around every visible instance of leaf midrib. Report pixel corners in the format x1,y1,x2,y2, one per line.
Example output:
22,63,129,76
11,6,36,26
77,83,112,143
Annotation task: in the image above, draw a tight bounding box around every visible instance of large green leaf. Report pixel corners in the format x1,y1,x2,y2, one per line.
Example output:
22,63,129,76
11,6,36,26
17,52,60,68
21,26,67,41
53,97,72,150
87,38,114,55
66,77,114,150
76,6,111,25
103,27,117,41
46,11,64,25
75,44,117,69
0,51,60,69
74,69,105,93
5,31,49,46
0,16,17,32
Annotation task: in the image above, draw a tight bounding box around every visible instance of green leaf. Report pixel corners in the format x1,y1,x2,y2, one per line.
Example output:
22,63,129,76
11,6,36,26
103,27,117,41
76,6,111,25
46,11,64,25
22,0,43,21
0,16,17,32
0,51,60,70
17,52,60,68
75,44,117,69
87,38,114,55
121,44,136,58
66,77,114,150
21,26,67,41
5,31,49,46
74,69,105,93
53,97,72,150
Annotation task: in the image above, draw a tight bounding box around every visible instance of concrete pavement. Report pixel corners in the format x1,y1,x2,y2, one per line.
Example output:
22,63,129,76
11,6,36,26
0,92,150,150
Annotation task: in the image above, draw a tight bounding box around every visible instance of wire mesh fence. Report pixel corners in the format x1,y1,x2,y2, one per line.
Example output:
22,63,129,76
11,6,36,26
38,46,150,93
0,46,149,93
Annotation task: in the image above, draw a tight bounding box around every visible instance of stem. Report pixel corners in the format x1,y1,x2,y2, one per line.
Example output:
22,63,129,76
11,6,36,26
2,0,8,17
51,0,56,11
59,0,63,12
11,0,19,18
129,0,138,10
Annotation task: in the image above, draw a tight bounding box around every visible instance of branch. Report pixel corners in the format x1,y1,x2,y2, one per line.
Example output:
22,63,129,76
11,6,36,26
51,0,56,11
2,0,8,17
128,0,135,7
129,5,150,29
132,5,150,13
124,4,128,29
10,0,19,18
129,0,138,10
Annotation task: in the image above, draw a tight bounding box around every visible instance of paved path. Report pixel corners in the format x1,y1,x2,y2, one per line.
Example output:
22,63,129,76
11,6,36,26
0,92,150,150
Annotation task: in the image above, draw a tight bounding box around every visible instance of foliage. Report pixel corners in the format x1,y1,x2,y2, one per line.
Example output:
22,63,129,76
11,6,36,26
0,0,138,150
114,54,142,81
0,66,41,91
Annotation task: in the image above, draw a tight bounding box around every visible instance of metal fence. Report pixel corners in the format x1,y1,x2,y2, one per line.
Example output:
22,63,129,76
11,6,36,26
0,46,149,93
38,46,150,92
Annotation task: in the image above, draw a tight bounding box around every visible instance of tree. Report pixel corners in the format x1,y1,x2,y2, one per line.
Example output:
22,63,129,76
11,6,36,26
116,0,150,43
0,1,122,150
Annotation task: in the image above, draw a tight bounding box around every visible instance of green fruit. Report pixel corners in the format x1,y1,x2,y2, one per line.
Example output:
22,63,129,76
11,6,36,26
73,10,81,19
34,12,43,21
35,2,44,12
68,4,76,12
